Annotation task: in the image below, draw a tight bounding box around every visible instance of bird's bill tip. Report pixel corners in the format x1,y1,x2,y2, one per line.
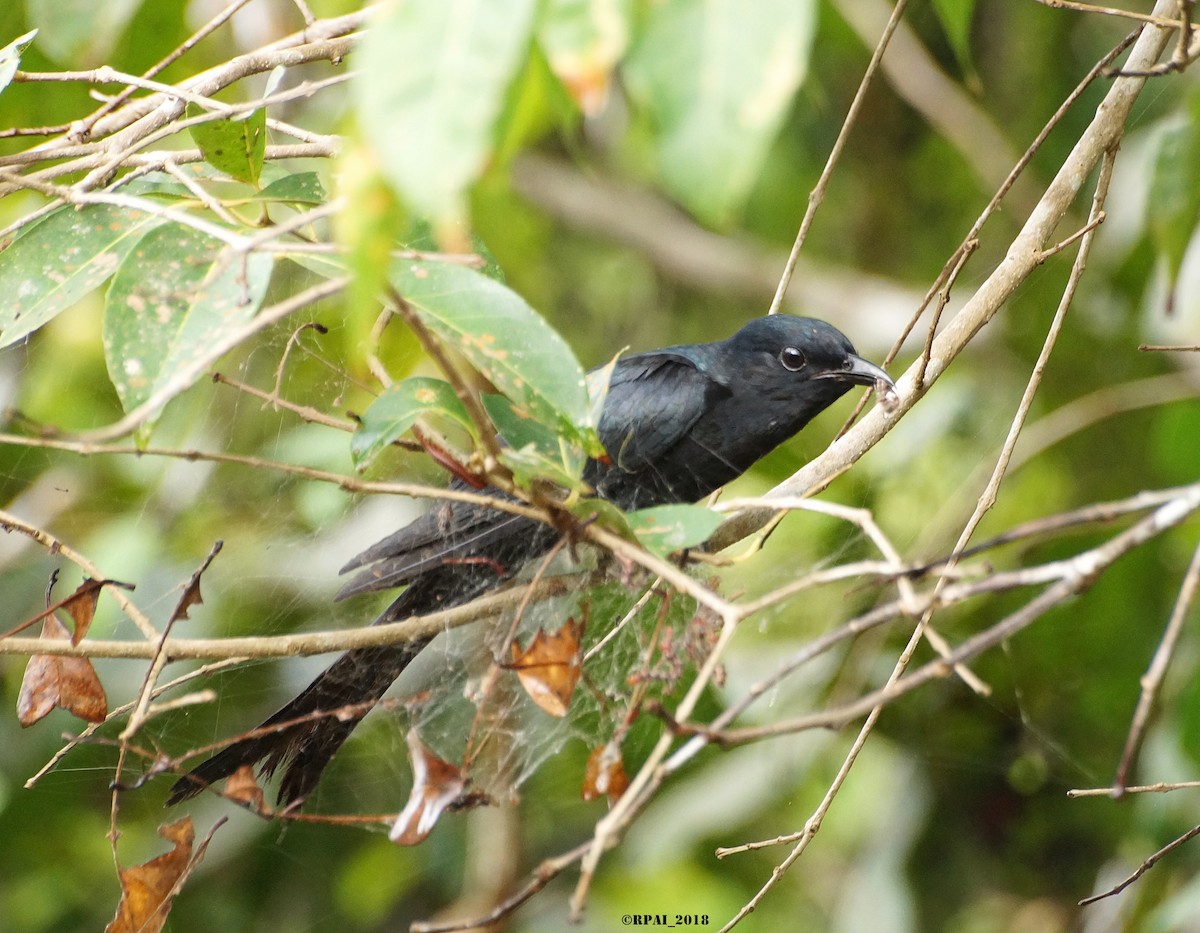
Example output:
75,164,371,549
839,354,894,389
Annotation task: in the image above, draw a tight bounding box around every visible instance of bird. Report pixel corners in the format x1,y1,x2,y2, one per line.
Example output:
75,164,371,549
166,314,894,807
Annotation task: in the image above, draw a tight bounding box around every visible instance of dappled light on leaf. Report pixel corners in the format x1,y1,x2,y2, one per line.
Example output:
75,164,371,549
389,730,469,846
511,617,584,718
17,613,107,726
104,817,194,933
582,741,630,804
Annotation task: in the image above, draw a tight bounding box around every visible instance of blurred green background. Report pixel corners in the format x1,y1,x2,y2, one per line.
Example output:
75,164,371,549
1,1,1199,931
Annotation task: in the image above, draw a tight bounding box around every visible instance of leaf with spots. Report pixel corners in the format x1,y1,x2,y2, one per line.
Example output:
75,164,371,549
389,259,600,453
103,223,273,431
187,104,267,186
624,503,724,558
352,376,477,469
251,171,327,205
0,203,166,348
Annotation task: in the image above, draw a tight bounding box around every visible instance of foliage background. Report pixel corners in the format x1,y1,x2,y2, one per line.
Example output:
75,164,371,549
0,1,1199,931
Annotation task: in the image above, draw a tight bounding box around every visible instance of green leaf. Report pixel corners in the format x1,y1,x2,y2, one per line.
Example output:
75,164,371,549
389,259,598,447
624,0,816,227
103,223,274,422
28,0,142,67
0,204,165,349
538,0,631,115
187,104,267,186
483,393,587,489
625,504,725,558
0,30,38,96
252,171,326,204
931,0,978,86
1149,96,1200,312
351,377,477,469
354,0,537,226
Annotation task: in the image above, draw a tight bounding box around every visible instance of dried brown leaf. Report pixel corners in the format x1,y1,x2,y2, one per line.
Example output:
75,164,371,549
389,730,468,846
168,540,222,625
223,764,266,813
17,614,107,726
582,741,629,804
510,617,583,718
104,817,194,933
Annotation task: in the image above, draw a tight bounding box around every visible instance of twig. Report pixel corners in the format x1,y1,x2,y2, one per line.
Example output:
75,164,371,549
767,0,911,315
1112,535,1200,790
1079,822,1200,905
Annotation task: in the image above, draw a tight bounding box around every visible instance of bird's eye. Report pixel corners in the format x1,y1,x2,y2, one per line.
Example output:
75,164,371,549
779,346,806,371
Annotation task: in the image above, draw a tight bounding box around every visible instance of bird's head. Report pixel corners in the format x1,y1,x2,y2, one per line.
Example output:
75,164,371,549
725,315,894,405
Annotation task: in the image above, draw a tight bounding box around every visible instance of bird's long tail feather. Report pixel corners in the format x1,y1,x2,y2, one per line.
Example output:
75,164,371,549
166,577,465,807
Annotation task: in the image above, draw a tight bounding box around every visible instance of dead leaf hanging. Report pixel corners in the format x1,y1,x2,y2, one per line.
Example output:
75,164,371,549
105,817,194,933
17,613,107,726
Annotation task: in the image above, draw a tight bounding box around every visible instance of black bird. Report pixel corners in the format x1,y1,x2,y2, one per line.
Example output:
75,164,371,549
167,315,893,807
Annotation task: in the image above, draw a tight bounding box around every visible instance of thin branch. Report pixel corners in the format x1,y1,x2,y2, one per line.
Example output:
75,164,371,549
1079,822,1200,905
767,0,911,315
1112,535,1200,790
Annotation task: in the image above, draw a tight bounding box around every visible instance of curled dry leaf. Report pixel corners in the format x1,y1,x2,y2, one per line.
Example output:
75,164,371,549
168,540,223,625
105,817,194,933
224,764,267,814
389,730,469,846
60,577,105,644
510,617,584,718
582,741,630,805
17,613,107,726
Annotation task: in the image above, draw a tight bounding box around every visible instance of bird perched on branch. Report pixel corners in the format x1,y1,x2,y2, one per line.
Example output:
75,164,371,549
167,314,894,807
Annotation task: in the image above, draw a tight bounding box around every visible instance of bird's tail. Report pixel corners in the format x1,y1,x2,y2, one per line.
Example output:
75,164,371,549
165,581,447,808
165,639,428,807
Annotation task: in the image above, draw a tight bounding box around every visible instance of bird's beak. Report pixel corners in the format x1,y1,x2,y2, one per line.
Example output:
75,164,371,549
829,353,895,389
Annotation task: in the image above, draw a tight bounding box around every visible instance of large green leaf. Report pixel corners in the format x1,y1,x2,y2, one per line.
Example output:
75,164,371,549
27,0,142,67
0,204,165,348
538,0,631,115
389,260,597,448
623,0,815,227
353,0,537,224
103,223,274,421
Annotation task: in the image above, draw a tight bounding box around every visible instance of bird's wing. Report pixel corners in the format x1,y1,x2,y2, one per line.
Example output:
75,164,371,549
598,349,729,473
335,478,536,599
338,349,727,599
